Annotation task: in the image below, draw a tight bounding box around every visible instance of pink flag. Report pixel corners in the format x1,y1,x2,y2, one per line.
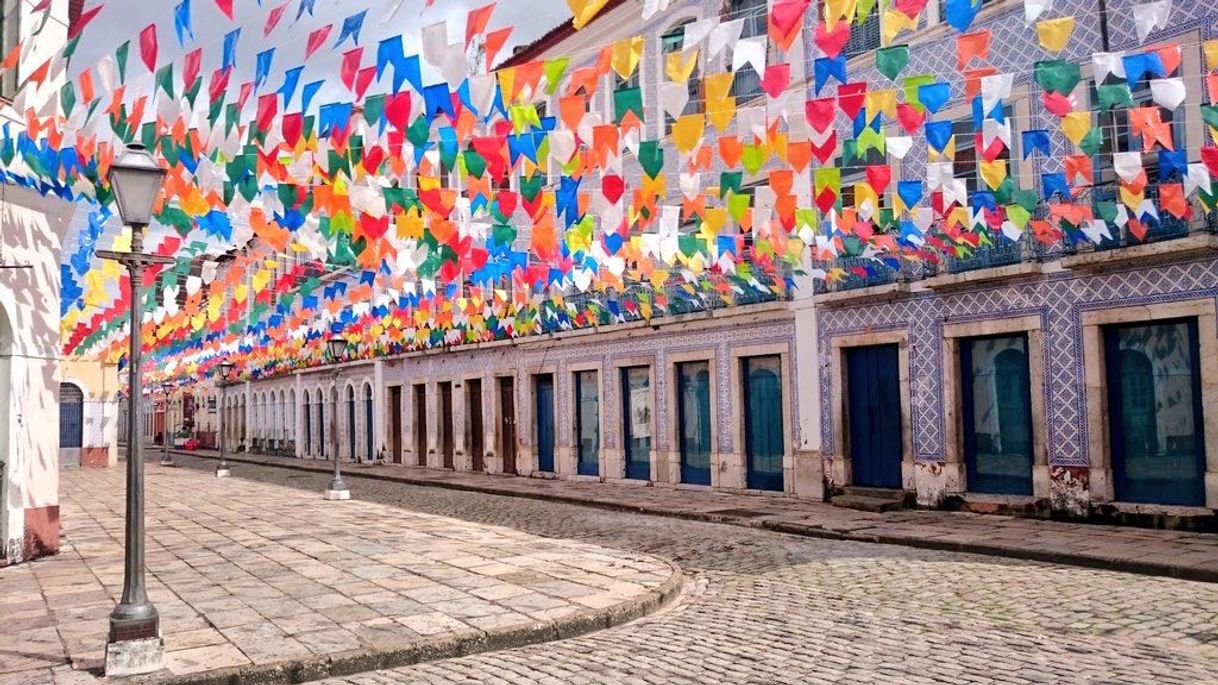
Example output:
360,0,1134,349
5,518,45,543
215,0,234,20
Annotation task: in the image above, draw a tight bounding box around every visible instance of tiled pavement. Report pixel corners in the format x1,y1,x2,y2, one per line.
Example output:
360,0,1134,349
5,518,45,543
182,448,1218,584
164,453,1218,684
0,467,677,684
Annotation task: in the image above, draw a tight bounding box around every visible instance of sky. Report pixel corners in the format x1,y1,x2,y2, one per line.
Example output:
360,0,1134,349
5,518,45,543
68,0,574,98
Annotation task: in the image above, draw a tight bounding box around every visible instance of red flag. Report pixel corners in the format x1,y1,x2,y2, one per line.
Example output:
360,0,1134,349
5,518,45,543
306,25,332,59
68,4,103,39
215,0,234,20
264,1,289,37
281,112,303,147
183,48,203,90
208,66,231,104
465,3,496,48
354,66,377,100
255,93,277,131
340,48,363,91
139,24,158,73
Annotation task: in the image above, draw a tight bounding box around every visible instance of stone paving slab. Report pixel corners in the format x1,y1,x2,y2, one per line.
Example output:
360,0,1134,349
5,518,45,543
0,467,679,684
181,448,1218,584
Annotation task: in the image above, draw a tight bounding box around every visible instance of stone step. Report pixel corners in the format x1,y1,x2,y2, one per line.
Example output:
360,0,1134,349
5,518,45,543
832,494,906,513
841,486,907,501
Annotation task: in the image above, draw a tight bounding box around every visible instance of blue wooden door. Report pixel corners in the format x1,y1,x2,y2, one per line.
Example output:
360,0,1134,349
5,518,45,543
59,384,84,448
575,371,600,476
535,375,555,472
622,367,652,480
845,345,902,489
961,335,1034,495
677,362,712,485
744,357,784,491
1105,319,1205,506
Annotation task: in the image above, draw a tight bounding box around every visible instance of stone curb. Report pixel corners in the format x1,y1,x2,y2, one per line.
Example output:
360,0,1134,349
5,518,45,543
176,450,1218,586
132,547,683,685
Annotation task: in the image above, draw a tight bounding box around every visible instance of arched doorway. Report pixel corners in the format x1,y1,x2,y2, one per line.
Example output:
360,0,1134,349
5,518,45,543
346,385,357,461
59,383,85,468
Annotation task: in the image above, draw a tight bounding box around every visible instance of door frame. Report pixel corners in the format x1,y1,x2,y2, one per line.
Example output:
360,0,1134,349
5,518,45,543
567,361,604,479
463,374,486,472
829,331,914,491
531,371,557,474
942,316,1049,500
730,343,792,493
411,381,429,467
387,385,403,464
666,350,719,487
438,381,454,469
612,356,657,482
1083,299,1218,509
495,374,518,475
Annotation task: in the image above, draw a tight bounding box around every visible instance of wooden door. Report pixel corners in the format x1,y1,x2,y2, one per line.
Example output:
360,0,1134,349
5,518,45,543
389,386,402,463
845,345,903,489
440,382,454,469
414,384,427,466
499,377,517,475
468,379,485,472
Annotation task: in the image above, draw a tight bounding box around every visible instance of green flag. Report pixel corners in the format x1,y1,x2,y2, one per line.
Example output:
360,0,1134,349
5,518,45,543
1033,60,1081,96
875,45,909,81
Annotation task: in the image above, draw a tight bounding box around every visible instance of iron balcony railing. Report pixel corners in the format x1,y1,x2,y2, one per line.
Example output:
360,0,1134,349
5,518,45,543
818,181,1218,291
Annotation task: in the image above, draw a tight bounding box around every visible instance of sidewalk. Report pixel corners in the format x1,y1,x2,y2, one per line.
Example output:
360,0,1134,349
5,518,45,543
181,448,1218,584
0,467,678,684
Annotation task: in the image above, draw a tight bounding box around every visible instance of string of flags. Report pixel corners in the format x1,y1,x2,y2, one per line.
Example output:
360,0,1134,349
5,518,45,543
0,0,1215,384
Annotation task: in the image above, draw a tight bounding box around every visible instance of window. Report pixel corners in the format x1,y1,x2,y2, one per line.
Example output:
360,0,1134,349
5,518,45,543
1104,319,1206,506
677,361,712,485
574,370,600,476
960,335,1034,495
842,10,881,58
661,20,703,134
728,0,767,100
621,366,652,480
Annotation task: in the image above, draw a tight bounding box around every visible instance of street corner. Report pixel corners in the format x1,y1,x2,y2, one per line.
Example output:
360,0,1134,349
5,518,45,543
0,467,680,684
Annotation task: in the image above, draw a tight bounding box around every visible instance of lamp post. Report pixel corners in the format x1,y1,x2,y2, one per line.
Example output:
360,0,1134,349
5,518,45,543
217,362,235,477
324,336,351,501
97,144,171,677
159,382,174,467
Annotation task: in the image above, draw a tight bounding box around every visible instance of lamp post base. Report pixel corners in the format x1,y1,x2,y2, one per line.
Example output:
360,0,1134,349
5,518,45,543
159,456,175,467
105,635,165,677
324,488,351,501
215,467,231,478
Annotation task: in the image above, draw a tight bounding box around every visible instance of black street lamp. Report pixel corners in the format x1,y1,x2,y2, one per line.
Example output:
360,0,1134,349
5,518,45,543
217,361,235,477
325,336,351,501
98,144,171,677
159,382,174,467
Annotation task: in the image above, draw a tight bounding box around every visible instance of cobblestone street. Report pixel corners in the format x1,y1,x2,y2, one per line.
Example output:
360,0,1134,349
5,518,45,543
169,455,1218,684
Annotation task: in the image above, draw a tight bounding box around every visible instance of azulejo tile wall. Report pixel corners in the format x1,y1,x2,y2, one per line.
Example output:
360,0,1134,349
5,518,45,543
817,256,1218,504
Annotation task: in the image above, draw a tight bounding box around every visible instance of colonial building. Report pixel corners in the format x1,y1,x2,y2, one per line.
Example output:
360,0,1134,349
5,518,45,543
161,0,1218,529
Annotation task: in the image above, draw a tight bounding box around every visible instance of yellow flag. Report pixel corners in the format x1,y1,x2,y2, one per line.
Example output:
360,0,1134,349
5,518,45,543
882,9,918,44
866,89,897,119
1036,16,1075,52
610,35,644,80
979,159,1007,191
666,49,698,84
1205,40,1218,71
671,114,705,154
707,97,736,131
703,72,734,102
853,182,878,211
824,0,858,29
567,0,611,30
1061,111,1091,146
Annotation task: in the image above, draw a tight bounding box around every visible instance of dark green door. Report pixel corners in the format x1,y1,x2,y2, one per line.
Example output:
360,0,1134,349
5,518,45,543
961,335,1034,495
535,375,555,472
744,356,784,491
364,387,374,461
677,361,712,485
347,387,356,461
1105,319,1206,506
622,367,652,480
845,345,902,489
575,371,600,476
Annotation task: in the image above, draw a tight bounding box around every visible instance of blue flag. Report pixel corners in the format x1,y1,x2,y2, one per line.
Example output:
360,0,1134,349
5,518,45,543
254,48,275,92
334,10,368,48
174,0,194,45
1021,130,1051,159
278,66,304,107
222,28,241,70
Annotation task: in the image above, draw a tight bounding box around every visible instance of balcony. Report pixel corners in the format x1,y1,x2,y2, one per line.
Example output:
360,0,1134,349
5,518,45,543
812,257,932,307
